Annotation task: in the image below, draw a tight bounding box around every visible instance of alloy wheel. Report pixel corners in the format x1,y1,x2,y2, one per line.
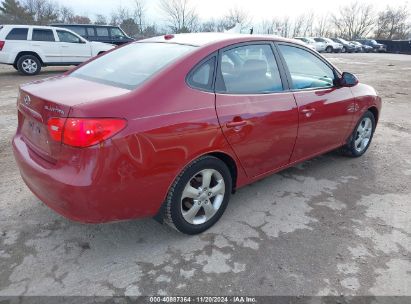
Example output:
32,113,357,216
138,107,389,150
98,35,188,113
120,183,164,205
22,59,38,74
354,117,373,153
180,169,225,225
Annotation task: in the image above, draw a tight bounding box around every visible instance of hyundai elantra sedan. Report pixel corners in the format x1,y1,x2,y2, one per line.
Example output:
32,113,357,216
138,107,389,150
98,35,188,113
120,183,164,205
12,33,381,234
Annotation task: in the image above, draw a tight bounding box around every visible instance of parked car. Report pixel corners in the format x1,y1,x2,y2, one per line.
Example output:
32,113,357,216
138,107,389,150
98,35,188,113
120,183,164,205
292,37,316,51
331,38,356,53
12,33,381,234
356,39,387,52
350,41,364,52
313,37,343,53
294,37,326,52
0,25,114,75
50,24,134,45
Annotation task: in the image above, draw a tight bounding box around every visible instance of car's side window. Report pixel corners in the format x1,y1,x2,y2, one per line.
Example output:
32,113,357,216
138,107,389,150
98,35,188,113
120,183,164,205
278,44,335,90
57,30,82,43
32,29,55,42
219,44,283,94
87,27,95,37
187,57,216,91
96,27,109,37
6,28,28,40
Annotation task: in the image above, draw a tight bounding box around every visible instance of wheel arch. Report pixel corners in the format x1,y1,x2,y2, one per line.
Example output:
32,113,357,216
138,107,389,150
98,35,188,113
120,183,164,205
153,150,239,223
368,106,379,125
14,51,44,66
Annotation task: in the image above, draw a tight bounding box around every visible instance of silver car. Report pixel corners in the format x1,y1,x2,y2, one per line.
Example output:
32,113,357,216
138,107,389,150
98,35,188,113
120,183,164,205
294,37,326,52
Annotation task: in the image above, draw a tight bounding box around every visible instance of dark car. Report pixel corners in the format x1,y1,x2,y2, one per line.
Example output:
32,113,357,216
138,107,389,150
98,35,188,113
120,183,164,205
356,39,387,52
50,24,134,45
12,33,381,234
331,38,356,53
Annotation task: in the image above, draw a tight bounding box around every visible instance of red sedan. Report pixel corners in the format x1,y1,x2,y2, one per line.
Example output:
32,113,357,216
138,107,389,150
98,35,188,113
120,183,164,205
12,33,381,234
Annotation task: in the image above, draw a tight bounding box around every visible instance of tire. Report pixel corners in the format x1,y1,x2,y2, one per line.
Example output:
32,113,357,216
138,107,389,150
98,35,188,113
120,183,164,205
12,63,18,70
164,156,232,235
341,46,347,53
17,55,41,75
326,46,333,53
342,111,376,157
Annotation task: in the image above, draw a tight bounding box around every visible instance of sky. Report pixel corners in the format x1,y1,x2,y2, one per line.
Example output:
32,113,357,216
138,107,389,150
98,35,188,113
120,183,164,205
54,0,411,26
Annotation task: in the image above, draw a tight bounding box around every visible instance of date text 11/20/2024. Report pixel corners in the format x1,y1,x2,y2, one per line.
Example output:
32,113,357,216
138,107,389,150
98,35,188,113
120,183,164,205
149,296,257,303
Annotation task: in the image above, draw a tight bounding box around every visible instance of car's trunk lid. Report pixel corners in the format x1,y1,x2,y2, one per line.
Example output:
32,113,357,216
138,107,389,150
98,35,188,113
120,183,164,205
17,75,130,162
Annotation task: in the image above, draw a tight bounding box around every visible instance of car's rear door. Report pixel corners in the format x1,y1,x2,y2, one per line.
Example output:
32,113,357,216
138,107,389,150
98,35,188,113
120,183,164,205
276,43,356,162
215,42,299,178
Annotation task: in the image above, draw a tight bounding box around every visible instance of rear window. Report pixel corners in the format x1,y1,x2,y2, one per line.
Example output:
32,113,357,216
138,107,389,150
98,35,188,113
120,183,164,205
71,42,196,90
6,28,28,40
32,29,55,42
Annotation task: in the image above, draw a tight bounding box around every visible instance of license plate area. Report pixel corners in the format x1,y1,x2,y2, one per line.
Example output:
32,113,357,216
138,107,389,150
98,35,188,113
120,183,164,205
22,117,51,155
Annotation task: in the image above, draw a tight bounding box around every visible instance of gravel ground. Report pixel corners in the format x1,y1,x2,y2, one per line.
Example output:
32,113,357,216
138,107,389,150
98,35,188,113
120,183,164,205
0,53,410,297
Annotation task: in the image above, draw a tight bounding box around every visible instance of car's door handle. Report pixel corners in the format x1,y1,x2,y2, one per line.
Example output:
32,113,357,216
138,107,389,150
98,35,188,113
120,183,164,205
226,120,247,128
301,108,316,117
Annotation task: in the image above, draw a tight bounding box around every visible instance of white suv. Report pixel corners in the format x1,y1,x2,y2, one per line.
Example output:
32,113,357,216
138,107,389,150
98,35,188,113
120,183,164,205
0,25,115,75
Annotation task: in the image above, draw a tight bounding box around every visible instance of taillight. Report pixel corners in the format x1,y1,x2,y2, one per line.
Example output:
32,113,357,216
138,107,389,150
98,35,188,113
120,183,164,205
47,118,127,148
0,41,5,51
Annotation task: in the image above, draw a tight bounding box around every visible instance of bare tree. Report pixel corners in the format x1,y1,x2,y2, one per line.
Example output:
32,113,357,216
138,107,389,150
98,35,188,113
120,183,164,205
331,1,375,39
375,5,410,39
110,6,130,26
159,0,198,33
292,15,305,37
133,0,145,34
59,5,74,23
95,14,107,25
223,6,251,31
23,0,59,25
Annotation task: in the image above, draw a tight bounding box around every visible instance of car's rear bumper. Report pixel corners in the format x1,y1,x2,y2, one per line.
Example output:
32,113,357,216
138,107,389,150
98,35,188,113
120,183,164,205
12,134,163,223
0,52,14,64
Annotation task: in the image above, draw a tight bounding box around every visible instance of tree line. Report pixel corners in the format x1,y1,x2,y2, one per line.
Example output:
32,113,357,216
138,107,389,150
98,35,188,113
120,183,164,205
0,0,410,40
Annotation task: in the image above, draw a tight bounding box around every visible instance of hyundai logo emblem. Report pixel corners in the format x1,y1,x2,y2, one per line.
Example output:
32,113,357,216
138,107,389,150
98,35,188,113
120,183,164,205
24,95,31,105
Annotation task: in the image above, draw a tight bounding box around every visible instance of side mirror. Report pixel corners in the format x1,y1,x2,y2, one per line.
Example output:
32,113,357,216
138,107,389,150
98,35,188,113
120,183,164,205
340,72,359,87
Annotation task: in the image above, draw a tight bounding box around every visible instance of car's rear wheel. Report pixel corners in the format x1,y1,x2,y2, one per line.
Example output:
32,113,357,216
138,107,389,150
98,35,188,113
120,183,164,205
341,46,347,53
164,156,232,235
342,111,376,157
17,55,41,75
326,46,333,53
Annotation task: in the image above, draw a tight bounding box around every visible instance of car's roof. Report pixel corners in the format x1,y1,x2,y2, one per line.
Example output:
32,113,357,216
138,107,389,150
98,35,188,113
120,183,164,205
2,24,66,30
141,33,299,47
50,23,119,28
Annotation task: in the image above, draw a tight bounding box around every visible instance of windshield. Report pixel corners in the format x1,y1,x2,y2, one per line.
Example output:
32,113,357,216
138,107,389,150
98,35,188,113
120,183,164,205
323,38,333,43
71,42,195,90
339,38,349,44
306,38,316,43
370,40,378,44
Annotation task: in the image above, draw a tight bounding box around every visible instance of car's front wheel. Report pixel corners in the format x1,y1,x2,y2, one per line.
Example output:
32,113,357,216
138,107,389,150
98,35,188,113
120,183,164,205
17,55,41,75
342,111,376,157
164,156,232,235
326,46,333,53
341,46,347,53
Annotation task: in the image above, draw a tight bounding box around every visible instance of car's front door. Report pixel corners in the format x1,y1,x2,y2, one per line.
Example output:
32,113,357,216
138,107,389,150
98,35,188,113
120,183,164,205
56,30,91,63
215,43,299,178
276,44,356,162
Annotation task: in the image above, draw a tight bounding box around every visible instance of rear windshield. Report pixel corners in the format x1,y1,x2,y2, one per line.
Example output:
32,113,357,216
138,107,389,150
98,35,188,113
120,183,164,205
71,42,195,90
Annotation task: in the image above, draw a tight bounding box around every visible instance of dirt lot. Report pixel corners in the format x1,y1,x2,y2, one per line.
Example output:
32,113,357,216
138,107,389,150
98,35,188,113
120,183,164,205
0,53,410,297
